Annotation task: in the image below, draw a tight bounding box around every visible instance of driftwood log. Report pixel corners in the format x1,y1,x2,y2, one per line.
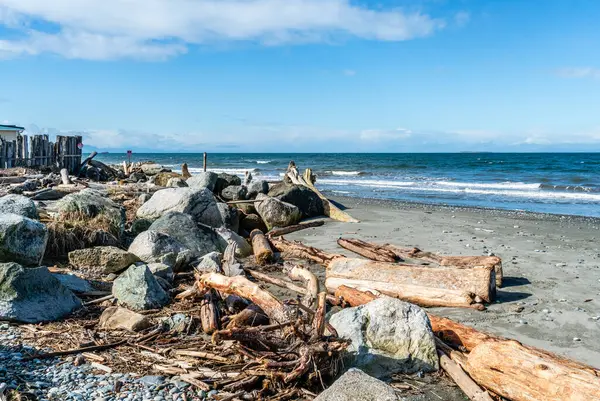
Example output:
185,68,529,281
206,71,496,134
181,163,192,179
60,168,72,185
269,236,343,266
267,221,325,238
249,229,273,265
438,350,494,401
284,161,358,223
200,290,219,334
284,263,319,309
337,238,399,262
326,258,495,308
334,285,378,307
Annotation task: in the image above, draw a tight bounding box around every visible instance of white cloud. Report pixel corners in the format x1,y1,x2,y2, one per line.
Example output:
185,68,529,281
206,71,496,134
556,67,600,80
0,0,445,60
360,128,412,142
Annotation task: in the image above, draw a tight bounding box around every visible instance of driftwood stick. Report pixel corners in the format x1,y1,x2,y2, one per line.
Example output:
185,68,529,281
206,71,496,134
337,238,399,262
250,229,273,265
76,151,97,176
246,269,338,305
284,263,319,308
267,221,325,238
312,292,327,339
200,289,220,334
84,294,115,306
438,350,494,401
269,236,343,266
181,163,191,179
334,285,378,307
23,340,126,361
60,168,72,185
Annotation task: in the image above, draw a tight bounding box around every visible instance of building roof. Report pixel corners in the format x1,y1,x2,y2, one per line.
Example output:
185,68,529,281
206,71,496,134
0,124,25,132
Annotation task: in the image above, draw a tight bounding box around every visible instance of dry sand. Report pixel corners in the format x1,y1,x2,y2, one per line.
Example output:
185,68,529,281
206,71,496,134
284,196,600,368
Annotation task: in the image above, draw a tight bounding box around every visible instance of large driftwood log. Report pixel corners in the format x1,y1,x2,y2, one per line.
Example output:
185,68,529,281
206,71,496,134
284,161,359,223
326,258,495,308
250,229,273,265
438,350,494,401
337,238,398,262
385,245,503,287
427,314,493,352
267,221,325,238
334,285,378,307
269,236,343,266
198,273,289,324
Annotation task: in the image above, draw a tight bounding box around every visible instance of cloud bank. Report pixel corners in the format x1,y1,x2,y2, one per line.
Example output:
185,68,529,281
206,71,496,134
0,0,445,60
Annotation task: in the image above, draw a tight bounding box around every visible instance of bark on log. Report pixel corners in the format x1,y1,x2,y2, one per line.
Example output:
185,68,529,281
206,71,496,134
337,238,399,262
326,258,495,308
311,292,327,339
334,285,378,307
284,263,319,308
250,229,273,265
427,314,492,352
386,245,503,287
200,290,219,334
222,241,242,277
269,236,343,266
198,273,289,324
226,304,269,329
267,221,325,238
465,338,600,401
60,168,72,185
438,350,494,401
284,161,359,223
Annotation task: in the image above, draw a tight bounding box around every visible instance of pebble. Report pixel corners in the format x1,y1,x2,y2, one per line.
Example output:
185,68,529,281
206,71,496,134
518,319,528,325
573,337,582,342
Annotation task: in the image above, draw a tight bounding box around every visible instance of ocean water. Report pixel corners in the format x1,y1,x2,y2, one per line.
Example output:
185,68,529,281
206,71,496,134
97,153,600,217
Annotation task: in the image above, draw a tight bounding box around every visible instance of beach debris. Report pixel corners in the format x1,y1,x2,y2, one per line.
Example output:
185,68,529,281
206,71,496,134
0,263,82,323
250,229,274,265
266,220,325,237
337,237,399,263
140,163,170,176
254,193,302,230
112,264,170,311
329,297,439,377
0,194,39,219
68,246,141,274
0,213,48,266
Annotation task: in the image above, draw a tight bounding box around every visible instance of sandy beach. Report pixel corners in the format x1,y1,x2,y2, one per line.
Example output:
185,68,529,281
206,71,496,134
283,196,600,368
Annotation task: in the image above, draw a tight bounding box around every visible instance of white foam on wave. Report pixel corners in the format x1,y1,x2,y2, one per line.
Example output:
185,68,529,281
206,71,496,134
256,160,271,164
330,171,362,176
435,181,541,190
319,178,416,188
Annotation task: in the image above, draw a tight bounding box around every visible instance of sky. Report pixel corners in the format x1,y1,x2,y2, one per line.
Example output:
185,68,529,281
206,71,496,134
0,0,600,153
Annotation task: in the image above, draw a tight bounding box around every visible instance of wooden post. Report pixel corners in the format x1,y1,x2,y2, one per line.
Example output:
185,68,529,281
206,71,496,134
203,152,207,172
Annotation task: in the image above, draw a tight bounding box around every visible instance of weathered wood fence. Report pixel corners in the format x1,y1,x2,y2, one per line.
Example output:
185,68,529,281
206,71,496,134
0,134,83,173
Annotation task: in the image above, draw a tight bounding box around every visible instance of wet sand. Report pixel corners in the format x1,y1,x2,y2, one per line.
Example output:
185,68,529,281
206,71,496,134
284,196,600,368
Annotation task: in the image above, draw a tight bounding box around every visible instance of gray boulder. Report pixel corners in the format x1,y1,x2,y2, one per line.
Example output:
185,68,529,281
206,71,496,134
186,172,218,192
148,212,220,258
0,194,38,219
240,213,267,233
215,228,252,258
315,369,400,401
136,188,223,227
217,203,239,233
268,182,324,218
112,264,170,311
328,297,439,378
53,273,94,293
128,230,192,269
195,251,223,273
215,173,242,194
131,218,152,235
141,163,169,176
99,306,151,332
138,193,152,204
0,263,82,323
166,177,188,188
68,246,140,274
55,189,126,236
0,213,48,266
148,263,174,282
255,194,302,230
246,180,269,199
221,185,247,201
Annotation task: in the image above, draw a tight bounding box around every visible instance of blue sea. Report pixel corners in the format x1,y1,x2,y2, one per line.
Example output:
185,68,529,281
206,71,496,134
97,153,600,218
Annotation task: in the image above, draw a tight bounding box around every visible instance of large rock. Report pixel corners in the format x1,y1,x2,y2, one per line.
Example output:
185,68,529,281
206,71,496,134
217,203,239,233
268,182,324,218
254,194,302,230
154,172,181,186
55,189,126,236
0,213,48,266
148,212,220,258
112,264,170,311
246,180,269,199
0,194,38,219
221,185,247,201
141,163,169,176
99,306,151,332
165,177,188,188
53,273,94,293
328,297,439,378
215,228,252,258
195,251,222,273
128,230,193,269
240,213,267,233
314,369,400,401
68,246,140,274
215,173,241,194
136,188,223,227
0,263,82,323
186,172,218,192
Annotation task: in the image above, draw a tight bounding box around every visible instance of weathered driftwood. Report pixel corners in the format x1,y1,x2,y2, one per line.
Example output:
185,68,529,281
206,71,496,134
200,289,220,334
334,285,378,307
438,350,494,401
284,161,359,223
385,245,503,287
267,221,325,238
225,304,269,329
427,314,493,352
269,236,343,266
326,258,495,308
284,263,319,309
198,273,289,324
250,229,273,265
222,242,241,277
337,238,399,262
77,151,97,176
181,163,191,179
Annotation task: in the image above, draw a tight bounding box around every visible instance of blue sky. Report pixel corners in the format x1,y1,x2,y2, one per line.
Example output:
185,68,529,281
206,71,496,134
1,0,599,152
